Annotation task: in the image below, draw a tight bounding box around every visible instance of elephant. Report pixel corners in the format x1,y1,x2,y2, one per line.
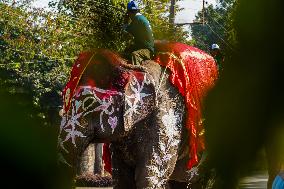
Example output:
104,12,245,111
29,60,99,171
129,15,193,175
58,42,218,189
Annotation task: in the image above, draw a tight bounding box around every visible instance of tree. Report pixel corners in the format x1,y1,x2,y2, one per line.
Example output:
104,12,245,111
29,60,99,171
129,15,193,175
53,0,189,52
0,1,81,124
191,0,236,52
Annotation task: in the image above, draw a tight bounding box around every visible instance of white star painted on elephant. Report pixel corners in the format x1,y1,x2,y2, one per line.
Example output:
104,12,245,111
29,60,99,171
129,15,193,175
65,105,83,129
129,75,151,103
60,94,95,151
124,98,140,117
63,128,86,146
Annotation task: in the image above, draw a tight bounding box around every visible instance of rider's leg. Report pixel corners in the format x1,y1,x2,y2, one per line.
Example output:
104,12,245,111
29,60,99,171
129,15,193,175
131,49,151,66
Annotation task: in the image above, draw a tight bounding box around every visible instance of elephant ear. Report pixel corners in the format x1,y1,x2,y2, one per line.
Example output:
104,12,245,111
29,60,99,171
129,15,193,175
123,71,156,131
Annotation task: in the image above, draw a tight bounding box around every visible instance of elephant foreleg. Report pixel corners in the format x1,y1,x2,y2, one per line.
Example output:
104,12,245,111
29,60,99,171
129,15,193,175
135,135,181,188
111,146,136,189
94,143,104,175
134,110,183,189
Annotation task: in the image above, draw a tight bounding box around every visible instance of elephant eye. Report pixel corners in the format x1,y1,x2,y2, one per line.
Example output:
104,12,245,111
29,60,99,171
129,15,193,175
82,96,96,111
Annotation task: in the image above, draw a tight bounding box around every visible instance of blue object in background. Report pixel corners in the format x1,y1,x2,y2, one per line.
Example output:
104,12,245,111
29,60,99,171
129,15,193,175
272,173,284,189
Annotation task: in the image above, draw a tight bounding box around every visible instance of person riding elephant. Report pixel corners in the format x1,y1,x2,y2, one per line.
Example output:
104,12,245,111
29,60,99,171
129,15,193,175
123,0,155,66
210,44,224,72
58,42,218,188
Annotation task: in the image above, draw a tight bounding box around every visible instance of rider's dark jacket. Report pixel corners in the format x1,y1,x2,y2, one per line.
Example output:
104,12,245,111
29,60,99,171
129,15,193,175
125,13,155,54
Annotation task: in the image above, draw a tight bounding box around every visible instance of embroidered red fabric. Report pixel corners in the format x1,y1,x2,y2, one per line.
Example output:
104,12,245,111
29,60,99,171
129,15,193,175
154,42,218,169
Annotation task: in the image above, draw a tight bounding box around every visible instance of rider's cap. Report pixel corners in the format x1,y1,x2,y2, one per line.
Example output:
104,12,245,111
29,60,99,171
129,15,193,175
127,1,139,11
211,44,220,50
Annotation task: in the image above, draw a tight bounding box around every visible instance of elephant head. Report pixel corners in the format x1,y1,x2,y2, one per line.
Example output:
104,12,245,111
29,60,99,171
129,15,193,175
76,67,156,141
58,50,157,159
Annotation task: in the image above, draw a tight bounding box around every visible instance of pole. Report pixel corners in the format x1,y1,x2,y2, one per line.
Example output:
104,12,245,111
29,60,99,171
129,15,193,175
169,0,176,34
202,0,205,25
169,0,176,25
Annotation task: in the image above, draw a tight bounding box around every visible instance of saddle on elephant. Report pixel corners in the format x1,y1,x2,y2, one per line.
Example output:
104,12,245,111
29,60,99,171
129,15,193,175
61,41,218,172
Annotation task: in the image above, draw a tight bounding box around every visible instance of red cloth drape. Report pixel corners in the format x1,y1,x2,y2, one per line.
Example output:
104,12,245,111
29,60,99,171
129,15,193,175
154,42,218,169
103,143,112,174
62,52,95,113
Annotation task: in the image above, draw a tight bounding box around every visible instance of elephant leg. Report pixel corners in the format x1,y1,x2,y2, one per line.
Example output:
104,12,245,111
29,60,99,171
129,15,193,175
58,134,92,188
134,135,180,189
58,117,95,186
94,143,104,175
168,181,188,189
111,147,136,189
78,143,95,175
134,110,183,189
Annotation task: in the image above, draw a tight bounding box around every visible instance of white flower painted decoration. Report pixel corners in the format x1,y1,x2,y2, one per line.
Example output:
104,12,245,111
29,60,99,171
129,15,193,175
59,101,86,149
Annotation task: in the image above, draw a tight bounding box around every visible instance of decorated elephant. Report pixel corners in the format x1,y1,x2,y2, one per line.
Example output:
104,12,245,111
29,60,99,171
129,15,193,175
58,41,218,188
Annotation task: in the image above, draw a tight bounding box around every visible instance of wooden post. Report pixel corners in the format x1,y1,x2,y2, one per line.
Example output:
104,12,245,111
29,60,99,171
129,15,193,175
169,0,176,34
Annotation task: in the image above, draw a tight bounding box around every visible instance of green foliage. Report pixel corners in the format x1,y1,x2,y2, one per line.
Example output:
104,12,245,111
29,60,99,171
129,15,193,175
0,1,79,122
191,0,236,52
139,0,189,42
54,0,189,52
225,0,239,49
